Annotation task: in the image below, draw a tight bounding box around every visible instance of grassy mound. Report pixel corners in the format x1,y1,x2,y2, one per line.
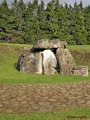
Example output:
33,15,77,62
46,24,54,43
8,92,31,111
0,43,90,83
68,45,90,69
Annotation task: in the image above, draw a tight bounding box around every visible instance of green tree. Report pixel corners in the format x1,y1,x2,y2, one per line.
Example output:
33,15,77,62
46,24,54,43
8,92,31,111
0,0,11,42
71,1,87,44
0,0,90,45
10,0,26,43
23,0,40,44
84,5,90,44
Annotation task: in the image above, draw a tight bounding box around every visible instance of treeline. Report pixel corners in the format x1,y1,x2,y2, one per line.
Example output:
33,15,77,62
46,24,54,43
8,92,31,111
0,0,90,45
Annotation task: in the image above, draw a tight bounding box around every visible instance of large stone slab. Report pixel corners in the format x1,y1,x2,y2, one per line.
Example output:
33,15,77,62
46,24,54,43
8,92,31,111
42,50,57,75
72,66,88,76
56,48,76,75
17,48,42,74
33,39,67,49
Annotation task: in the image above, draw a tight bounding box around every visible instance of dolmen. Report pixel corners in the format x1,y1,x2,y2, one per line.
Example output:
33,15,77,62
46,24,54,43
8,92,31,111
17,39,88,76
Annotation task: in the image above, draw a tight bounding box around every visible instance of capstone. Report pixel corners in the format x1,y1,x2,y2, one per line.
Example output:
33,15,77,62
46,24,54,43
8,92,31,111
33,39,67,49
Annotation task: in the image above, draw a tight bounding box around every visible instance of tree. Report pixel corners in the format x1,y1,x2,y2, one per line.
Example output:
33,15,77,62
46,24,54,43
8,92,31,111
84,5,90,44
71,1,87,44
1,0,8,8
10,0,26,43
0,0,11,42
0,0,90,44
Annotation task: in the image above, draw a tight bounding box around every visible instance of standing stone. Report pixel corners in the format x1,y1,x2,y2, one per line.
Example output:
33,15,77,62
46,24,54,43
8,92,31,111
56,48,76,75
17,48,42,74
42,50,57,75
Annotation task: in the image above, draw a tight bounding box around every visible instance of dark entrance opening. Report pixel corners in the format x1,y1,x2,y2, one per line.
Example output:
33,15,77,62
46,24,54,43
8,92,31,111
51,48,58,54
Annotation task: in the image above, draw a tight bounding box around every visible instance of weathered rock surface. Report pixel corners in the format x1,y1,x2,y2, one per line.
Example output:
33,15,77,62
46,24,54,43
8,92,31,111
33,39,67,49
42,50,57,75
56,48,76,75
72,66,88,76
17,48,42,74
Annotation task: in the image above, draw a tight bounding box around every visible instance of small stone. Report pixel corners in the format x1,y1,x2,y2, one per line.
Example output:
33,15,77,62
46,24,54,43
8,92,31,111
31,105,40,111
49,98,57,102
6,109,13,113
72,66,88,76
0,103,3,108
86,101,90,105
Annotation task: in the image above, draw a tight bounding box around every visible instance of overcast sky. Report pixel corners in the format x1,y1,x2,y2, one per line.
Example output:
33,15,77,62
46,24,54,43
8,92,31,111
0,0,90,7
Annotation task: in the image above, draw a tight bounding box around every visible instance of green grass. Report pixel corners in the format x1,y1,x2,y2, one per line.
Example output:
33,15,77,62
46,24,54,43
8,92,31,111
0,107,90,120
68,45,90,52
0,43,90,83
68,45,90,70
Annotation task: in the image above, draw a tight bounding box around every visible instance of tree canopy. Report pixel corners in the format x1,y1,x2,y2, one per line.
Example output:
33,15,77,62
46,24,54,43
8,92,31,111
0,0,90,45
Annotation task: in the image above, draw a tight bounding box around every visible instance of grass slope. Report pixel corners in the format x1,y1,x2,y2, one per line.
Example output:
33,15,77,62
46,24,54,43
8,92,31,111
0,43,90,83
0,107,90,120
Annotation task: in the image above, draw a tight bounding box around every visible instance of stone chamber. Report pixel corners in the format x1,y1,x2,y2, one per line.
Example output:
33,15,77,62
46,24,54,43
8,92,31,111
17,39,88,76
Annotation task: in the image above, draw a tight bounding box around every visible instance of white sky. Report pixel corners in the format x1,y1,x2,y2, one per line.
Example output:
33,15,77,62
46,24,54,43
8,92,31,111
0,0,90,7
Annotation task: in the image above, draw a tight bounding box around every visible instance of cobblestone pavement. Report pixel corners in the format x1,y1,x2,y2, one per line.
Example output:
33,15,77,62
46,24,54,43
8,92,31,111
0,81,90,113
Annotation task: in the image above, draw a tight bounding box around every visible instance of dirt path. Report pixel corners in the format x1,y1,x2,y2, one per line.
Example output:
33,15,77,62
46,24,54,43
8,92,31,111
0,81,90,113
